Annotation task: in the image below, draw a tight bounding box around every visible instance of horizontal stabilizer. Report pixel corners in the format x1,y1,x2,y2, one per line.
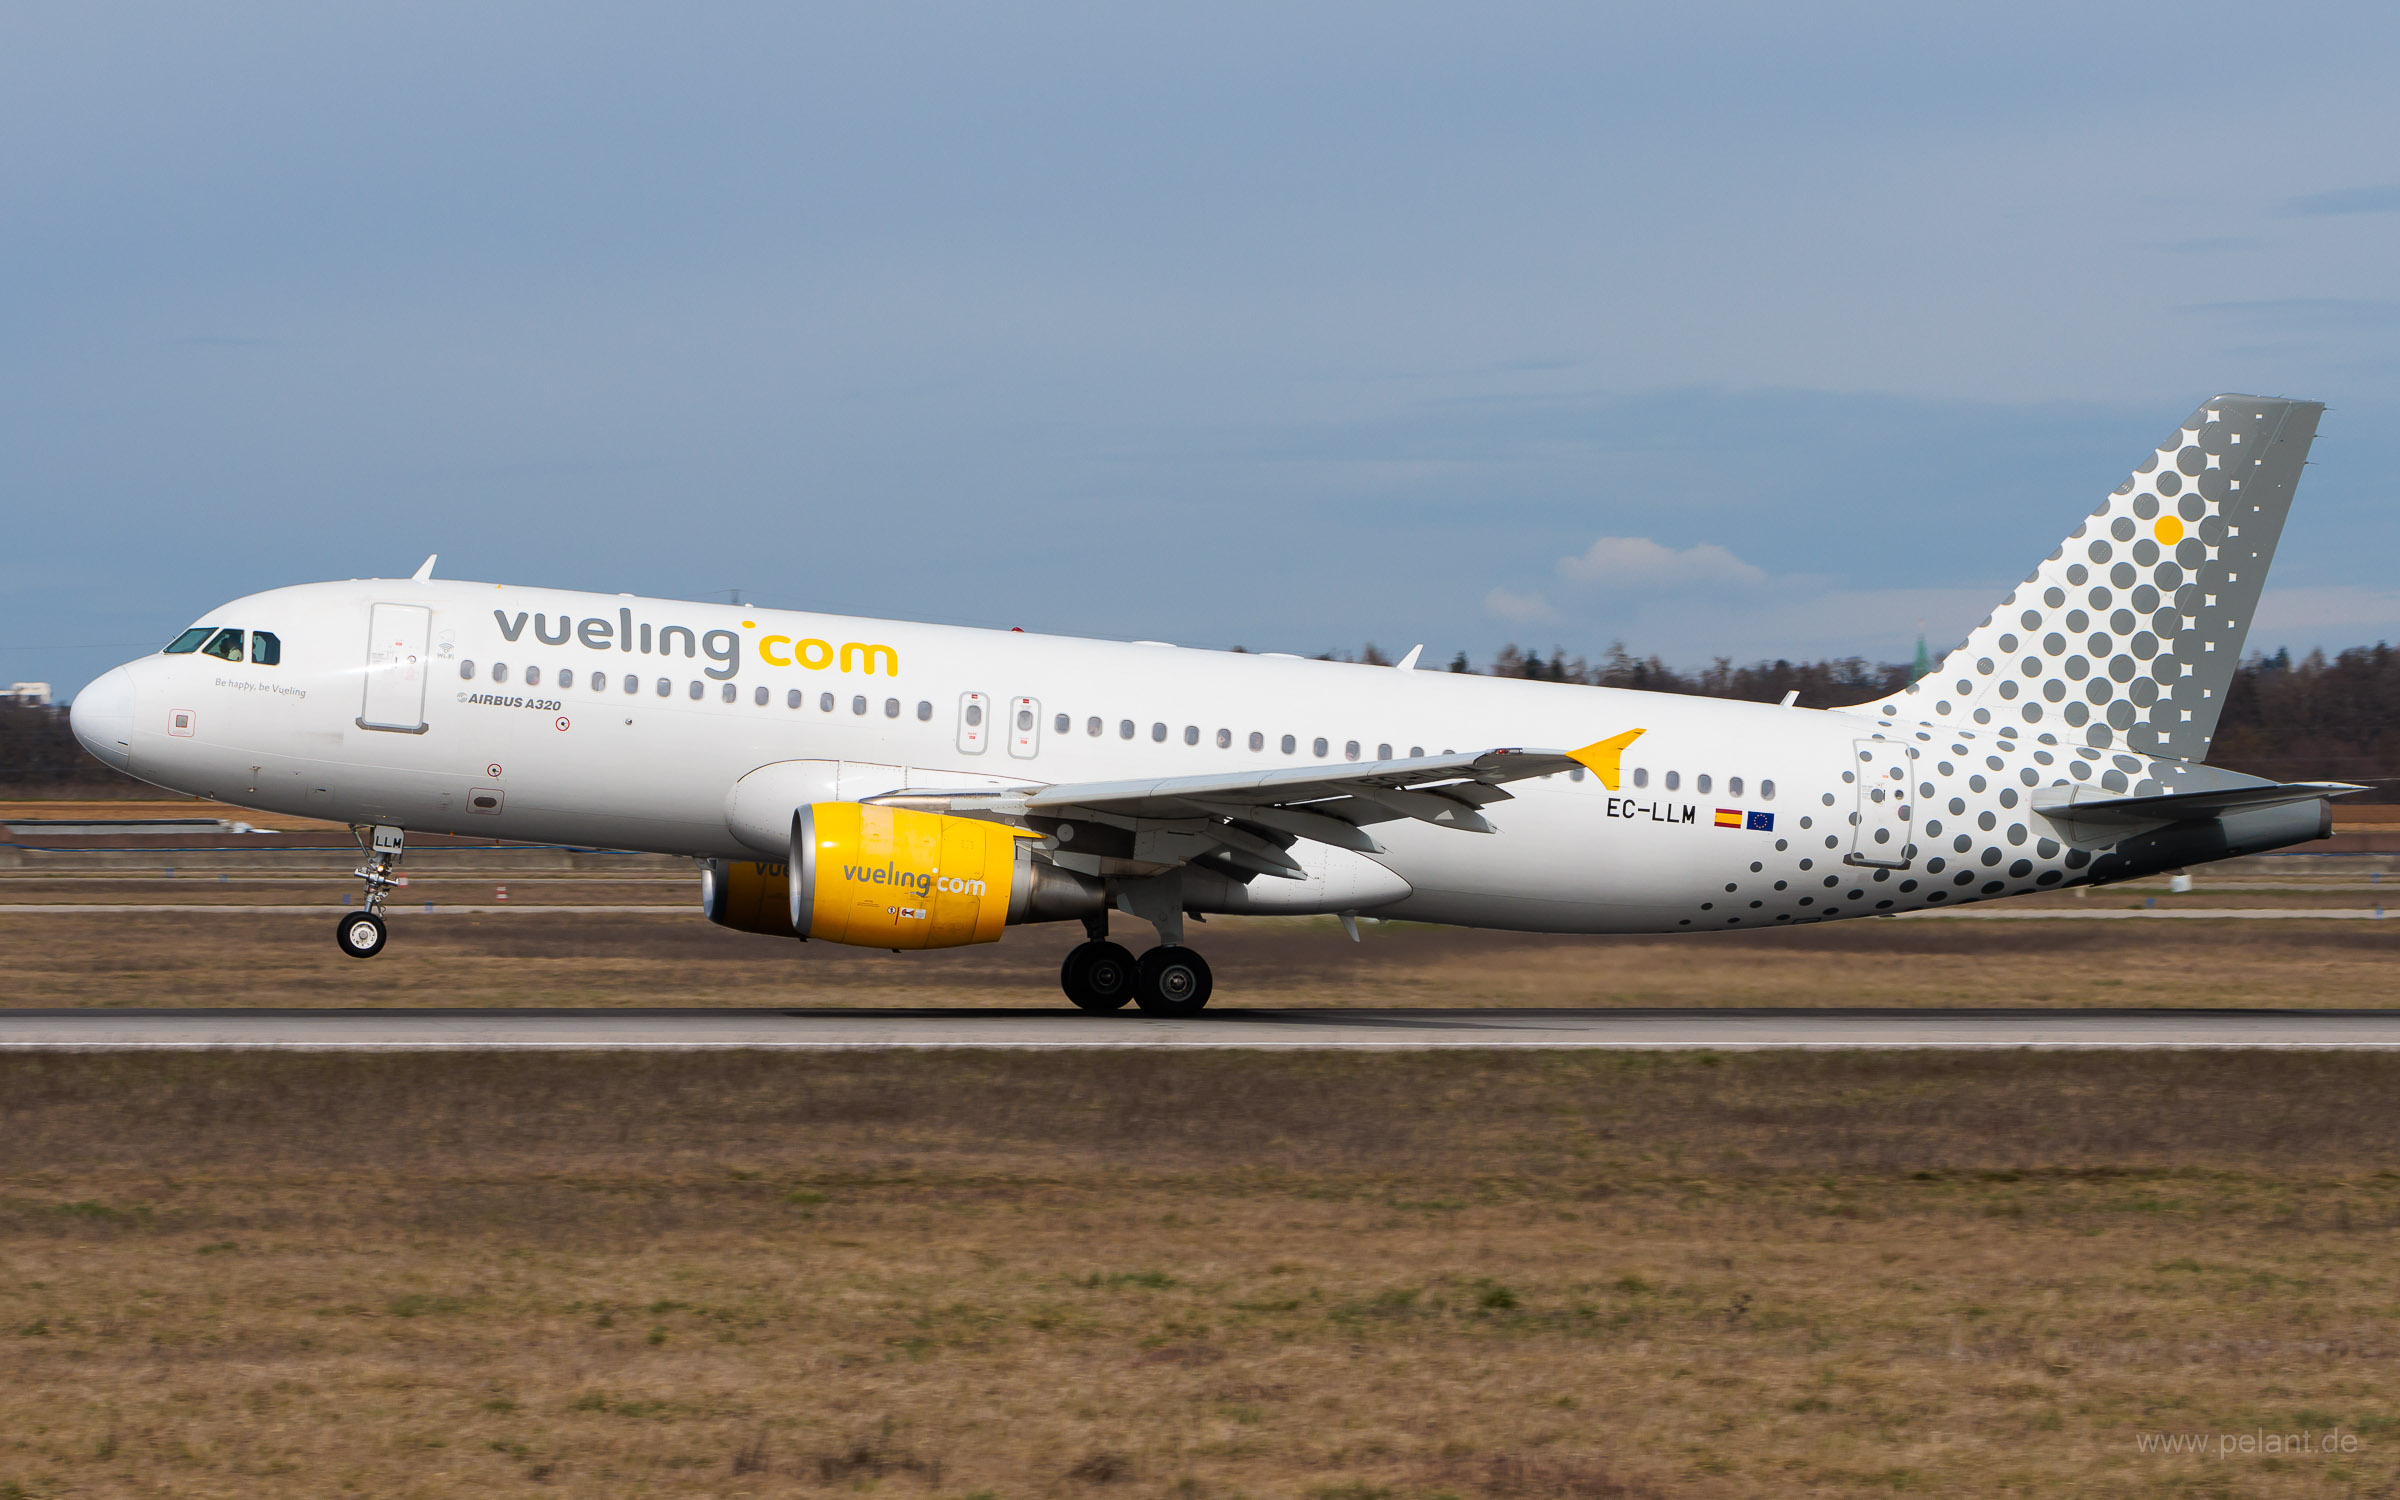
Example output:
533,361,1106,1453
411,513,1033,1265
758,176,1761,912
2034,779,2365,826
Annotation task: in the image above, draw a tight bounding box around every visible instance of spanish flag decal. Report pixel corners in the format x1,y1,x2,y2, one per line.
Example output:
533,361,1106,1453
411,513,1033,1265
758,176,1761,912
1567,728,1645,790
1713,808,1743,828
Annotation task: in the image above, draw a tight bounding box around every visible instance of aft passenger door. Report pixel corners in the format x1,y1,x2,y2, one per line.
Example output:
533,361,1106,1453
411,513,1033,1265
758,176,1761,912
358,603,432,734
1845,738,1914,869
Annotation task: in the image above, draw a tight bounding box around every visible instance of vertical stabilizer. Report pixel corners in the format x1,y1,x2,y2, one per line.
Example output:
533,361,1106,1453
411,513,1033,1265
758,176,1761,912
1867,394,2321,762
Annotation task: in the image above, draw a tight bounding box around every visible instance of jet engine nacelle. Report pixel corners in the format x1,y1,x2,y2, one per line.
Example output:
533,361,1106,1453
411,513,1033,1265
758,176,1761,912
700,803,1103,948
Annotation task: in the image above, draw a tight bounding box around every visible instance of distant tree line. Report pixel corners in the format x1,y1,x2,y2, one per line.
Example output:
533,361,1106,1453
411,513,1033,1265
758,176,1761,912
9,644,2399,798
1341,640,2400,799
0,704,150,795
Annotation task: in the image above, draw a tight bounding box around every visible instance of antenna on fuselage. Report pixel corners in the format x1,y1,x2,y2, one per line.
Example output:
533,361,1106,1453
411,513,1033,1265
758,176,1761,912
1395,644,1424,671
411,554,438,582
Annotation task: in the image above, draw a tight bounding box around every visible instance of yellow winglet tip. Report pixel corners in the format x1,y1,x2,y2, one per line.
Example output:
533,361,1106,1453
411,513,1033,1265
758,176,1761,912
1568,728,1645,791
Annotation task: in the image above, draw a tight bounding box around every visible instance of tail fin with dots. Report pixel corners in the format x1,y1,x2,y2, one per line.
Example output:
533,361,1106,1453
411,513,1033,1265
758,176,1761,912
1872,394,2322,762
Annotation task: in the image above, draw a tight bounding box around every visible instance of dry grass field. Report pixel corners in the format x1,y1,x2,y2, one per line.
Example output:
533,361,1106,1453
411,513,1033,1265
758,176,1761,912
2,1050,2397,1498
7,904,2400,1010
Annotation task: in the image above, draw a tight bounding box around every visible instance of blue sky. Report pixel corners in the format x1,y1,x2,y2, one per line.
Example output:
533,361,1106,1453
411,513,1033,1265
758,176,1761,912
7,2,2400,698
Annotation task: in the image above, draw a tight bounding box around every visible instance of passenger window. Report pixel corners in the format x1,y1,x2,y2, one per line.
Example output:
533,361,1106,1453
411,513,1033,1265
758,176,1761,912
492,663,509,684
1184,725,1199,745
885,698,900,718
1055,714,1069,733
249,631,281,666
788,689,803,708
688,680,703,700
1569,766,1586,782
1217,729,1231,749
722,682,738,703
1344,741,1360,761
1377,743,1392,760
624,674,639,693
1696,774,1711,794
1281,734,1296,754
655,678,671,696
1633,767,1648,788
558,669,574,689
820,692,834,711
524,666,541,687
1312,737,1328,757
757,686,771,706
1409,746,1423,758
201,628,245,663
919,701,933,721
852,695,867,715
1151,722,1166,742
460,660,476,680
1087,717,1102,736
1119,720,1135,740
1760,779,1776,800
163,627,213,654
1665,770,1680,791
1729,776,1743,797
1249,732,1265,751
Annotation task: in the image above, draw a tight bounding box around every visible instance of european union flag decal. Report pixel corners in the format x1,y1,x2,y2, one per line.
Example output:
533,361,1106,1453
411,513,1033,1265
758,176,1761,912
1746,811,1774,832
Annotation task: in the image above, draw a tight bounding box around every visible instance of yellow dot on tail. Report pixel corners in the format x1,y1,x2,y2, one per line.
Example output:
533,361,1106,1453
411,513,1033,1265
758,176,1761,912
2154,515,2184,545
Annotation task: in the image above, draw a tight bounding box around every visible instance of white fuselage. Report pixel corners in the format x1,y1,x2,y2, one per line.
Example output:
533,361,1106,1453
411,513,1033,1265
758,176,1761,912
77,578,2210,933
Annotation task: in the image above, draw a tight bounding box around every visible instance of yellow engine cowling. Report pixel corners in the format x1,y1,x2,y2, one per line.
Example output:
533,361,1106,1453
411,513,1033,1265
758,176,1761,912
702,803,1105,947
794,801,1023,948
699,857,798,937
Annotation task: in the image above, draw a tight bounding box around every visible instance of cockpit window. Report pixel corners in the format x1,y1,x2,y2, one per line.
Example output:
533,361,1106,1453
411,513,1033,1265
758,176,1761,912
163,627,213,654
249,631,281,666
200,628,246,663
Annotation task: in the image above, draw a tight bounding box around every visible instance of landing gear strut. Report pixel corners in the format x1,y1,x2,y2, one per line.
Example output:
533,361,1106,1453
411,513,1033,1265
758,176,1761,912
337,824,404,959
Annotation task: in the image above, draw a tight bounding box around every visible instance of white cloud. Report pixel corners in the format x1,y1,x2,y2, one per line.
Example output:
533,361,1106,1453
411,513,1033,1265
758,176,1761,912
1554,536,1766,593
1483,585,1560,625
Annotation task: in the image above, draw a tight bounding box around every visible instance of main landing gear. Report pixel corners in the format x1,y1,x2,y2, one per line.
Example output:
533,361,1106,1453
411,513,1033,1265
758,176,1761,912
1059,915,1213,1017
337,824,405,959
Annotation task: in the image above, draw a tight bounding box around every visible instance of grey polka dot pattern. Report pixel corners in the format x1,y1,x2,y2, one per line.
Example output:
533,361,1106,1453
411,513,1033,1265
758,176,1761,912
1885,396,2322,763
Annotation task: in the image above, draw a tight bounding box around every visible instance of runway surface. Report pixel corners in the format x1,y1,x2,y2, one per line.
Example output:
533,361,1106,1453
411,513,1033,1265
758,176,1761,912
5,1007,2400,1049
0,905,2391,919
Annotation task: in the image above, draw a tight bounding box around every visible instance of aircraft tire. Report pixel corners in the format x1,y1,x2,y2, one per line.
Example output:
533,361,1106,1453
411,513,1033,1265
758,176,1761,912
1061,940,1138,1012
335,911,388,959
1133,945,1212,1017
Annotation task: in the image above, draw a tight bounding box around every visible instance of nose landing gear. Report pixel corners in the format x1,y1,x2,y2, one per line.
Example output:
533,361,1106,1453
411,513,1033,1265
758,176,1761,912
336,911,388,958
337,824,405,959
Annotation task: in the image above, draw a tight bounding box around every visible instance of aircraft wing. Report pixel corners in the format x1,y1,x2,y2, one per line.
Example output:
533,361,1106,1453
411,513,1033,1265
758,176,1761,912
868,736,1639,881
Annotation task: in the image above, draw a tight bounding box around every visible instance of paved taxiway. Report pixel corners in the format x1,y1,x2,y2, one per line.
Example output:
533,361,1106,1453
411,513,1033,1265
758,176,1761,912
3,1007,2398,1049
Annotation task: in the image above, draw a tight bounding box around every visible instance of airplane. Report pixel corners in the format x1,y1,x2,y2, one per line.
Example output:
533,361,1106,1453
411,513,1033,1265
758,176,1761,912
69,394,2355,1015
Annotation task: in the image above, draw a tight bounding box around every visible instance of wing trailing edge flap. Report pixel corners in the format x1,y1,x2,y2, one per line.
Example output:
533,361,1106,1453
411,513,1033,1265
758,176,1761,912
867,746,1600,879
2032,779,2366,826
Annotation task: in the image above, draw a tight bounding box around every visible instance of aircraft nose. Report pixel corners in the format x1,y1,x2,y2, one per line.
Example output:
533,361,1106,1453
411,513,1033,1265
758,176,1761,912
70,665,137,771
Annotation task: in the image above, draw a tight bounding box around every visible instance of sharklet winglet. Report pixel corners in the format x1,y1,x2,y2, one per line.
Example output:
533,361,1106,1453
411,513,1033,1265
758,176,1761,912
1568,728,1645,791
